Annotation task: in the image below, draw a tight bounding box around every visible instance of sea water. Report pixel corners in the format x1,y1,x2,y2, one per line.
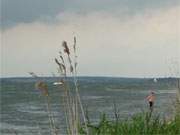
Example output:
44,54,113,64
0,77,178,134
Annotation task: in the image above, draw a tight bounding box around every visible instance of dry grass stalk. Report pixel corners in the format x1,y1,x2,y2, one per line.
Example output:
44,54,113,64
29,37,88,135
55,37,89,135
29,73,58,135
72,37,89,135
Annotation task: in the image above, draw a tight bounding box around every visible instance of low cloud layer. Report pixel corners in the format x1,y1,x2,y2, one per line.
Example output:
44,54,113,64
1,6,180,77
2,0,178,29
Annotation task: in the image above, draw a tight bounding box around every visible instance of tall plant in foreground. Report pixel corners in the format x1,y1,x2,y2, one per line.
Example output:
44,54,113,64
29,72,57,135
55,37,89,135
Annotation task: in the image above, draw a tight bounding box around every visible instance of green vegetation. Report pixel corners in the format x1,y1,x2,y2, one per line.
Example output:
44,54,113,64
79,112,180,135
79,78,180,135
29,38,180,135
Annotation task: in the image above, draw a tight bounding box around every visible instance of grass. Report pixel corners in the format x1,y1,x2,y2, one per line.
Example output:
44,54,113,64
79,112,180,135
28,37,180,135
79,78,180,135
30,37,89,135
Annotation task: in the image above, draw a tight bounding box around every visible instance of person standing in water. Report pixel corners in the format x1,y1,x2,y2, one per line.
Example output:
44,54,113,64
146,92,155,111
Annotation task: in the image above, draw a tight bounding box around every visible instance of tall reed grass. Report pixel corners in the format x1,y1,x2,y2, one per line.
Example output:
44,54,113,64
28,38,180,135
54,37,89,135
30,37,88,135
29,73,58,135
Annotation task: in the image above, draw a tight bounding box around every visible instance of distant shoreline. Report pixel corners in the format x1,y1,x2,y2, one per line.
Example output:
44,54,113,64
0,76,180,79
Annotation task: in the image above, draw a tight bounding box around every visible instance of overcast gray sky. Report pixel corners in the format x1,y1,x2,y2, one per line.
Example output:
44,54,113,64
1,0,180,77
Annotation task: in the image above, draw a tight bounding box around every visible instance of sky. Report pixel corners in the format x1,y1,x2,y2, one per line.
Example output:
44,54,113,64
1,0,180,78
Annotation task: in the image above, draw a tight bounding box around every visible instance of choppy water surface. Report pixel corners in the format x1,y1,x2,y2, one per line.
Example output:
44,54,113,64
0,77,178,134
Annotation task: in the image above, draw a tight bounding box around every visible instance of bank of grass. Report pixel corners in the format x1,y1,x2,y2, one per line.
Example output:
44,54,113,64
79,111,180,135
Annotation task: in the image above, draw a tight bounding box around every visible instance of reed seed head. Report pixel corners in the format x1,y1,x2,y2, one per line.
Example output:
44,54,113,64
73,37,76,51
70,65,73,73
62,41,70,55
35,81,49,96
55,58,66,74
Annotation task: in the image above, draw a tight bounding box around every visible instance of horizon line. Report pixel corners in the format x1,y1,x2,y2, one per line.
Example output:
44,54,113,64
0,75,179,79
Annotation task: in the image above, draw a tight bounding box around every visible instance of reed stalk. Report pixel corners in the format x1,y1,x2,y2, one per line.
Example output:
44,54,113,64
46,96,58,135
29,73,57,135
72,37,89,135
54,37,89,135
